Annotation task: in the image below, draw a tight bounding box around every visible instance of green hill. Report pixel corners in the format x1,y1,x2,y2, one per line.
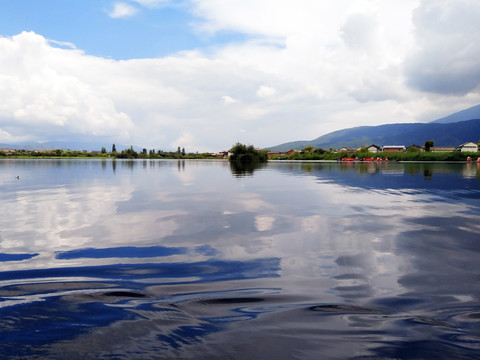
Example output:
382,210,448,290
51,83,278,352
266,110,480,152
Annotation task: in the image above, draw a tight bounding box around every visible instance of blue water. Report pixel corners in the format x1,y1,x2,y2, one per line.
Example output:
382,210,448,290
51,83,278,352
1,159,480,359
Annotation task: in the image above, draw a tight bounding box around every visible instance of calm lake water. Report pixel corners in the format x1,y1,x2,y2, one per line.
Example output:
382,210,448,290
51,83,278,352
1,158,480,359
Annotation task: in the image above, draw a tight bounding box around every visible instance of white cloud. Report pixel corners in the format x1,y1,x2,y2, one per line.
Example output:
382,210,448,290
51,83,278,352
405,0,480,95
109,2,139,18
256,85,277,98
222,95,237,104
131,0,171,7
0,32,133,143
2,1,480,151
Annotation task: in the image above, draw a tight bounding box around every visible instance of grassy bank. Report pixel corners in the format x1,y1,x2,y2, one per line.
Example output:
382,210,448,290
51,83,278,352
272,150,479,162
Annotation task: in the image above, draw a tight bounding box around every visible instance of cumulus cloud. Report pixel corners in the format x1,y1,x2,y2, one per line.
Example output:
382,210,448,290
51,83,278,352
405,0,480,95
2,1,480,151
0,32,133,143
109,2,139,18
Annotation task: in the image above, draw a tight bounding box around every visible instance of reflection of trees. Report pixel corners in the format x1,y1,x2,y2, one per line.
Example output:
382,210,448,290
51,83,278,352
177,160,185,172
229,161,267,178
121,160,136,171
423,167,433,180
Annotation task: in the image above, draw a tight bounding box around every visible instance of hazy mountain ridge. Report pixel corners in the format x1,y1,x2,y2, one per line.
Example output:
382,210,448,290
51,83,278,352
431,104,480,124
266,105,480,152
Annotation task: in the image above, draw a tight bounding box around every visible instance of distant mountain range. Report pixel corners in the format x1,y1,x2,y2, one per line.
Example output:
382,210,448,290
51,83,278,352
266,104,480,152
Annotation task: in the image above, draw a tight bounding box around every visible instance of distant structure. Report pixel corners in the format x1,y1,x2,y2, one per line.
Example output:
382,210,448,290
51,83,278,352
457,142,479,152
430,147,455,153
382,146,406,153
367,144,382,153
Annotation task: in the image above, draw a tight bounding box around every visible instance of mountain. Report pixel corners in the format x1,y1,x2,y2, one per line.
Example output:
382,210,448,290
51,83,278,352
266,105,480,152
431,104,480,124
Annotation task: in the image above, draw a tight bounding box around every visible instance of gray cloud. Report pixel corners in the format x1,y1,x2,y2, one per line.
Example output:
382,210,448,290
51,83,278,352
405,0,480,95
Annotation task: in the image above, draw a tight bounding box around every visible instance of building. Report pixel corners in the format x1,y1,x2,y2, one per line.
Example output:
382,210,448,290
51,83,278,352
457,142,479,152
338,147,356,153
367,144,382,153
430,147,455,153
267,151,283,158
382,145,406,153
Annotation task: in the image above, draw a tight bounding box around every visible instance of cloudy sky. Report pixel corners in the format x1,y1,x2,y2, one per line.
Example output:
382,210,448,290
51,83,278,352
0,0,479,152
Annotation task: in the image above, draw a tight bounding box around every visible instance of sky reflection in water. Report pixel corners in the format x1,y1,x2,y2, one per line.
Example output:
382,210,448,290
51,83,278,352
1,159,480,359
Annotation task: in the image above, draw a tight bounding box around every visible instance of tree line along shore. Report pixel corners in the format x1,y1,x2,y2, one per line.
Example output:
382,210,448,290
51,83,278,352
1,142,480,162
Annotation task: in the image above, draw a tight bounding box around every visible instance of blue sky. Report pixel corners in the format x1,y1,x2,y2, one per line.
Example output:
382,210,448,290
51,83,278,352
0,0,216,58
0,0,479,151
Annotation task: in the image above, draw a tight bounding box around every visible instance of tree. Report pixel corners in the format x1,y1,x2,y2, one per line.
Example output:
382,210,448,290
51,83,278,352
101,147,106,154
407,145,421,153
116,146,138,159
112,144,117,153
229,142,268,163
301,145,314,153
181,147,186,157
424,140,434,152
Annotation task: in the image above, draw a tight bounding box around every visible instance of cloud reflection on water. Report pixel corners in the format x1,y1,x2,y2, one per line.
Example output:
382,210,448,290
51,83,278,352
1,159,480,358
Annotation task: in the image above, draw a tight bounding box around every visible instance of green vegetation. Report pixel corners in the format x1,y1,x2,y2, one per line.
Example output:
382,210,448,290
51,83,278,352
268,145,479,162
1,142,478,162
0,147,220,160
229,142,268,163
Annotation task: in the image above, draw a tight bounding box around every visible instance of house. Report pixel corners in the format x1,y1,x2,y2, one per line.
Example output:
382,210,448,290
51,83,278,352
457,142,478,152
285,149,297,156
267,151,283,158
367,144,382,153
338,147,356,153
430,147,455,153
0,149,15,155
382,145,406,153
212,150,230,158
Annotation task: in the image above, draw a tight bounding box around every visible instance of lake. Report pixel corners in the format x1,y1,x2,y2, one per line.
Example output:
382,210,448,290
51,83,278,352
1,158,480,359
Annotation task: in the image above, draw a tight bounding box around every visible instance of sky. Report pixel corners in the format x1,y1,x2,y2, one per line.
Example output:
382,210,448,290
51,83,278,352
0,0,480,152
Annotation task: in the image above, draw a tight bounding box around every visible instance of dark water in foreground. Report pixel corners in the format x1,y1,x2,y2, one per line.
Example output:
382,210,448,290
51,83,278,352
1,159,480,359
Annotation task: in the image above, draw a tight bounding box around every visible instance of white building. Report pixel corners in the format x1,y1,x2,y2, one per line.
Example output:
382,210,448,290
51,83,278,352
457,142,478,152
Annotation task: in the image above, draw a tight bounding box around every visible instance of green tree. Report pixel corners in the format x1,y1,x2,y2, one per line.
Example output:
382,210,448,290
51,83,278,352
301,145,314,153
116,146,138,159
112,144,117,153
407,145,421,153
424,140,434,152
101,147,106,154
181,147,186,157
229,142,268,163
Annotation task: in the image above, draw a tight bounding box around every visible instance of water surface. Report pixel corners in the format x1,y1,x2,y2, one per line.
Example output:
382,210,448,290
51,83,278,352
1,159,480,359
